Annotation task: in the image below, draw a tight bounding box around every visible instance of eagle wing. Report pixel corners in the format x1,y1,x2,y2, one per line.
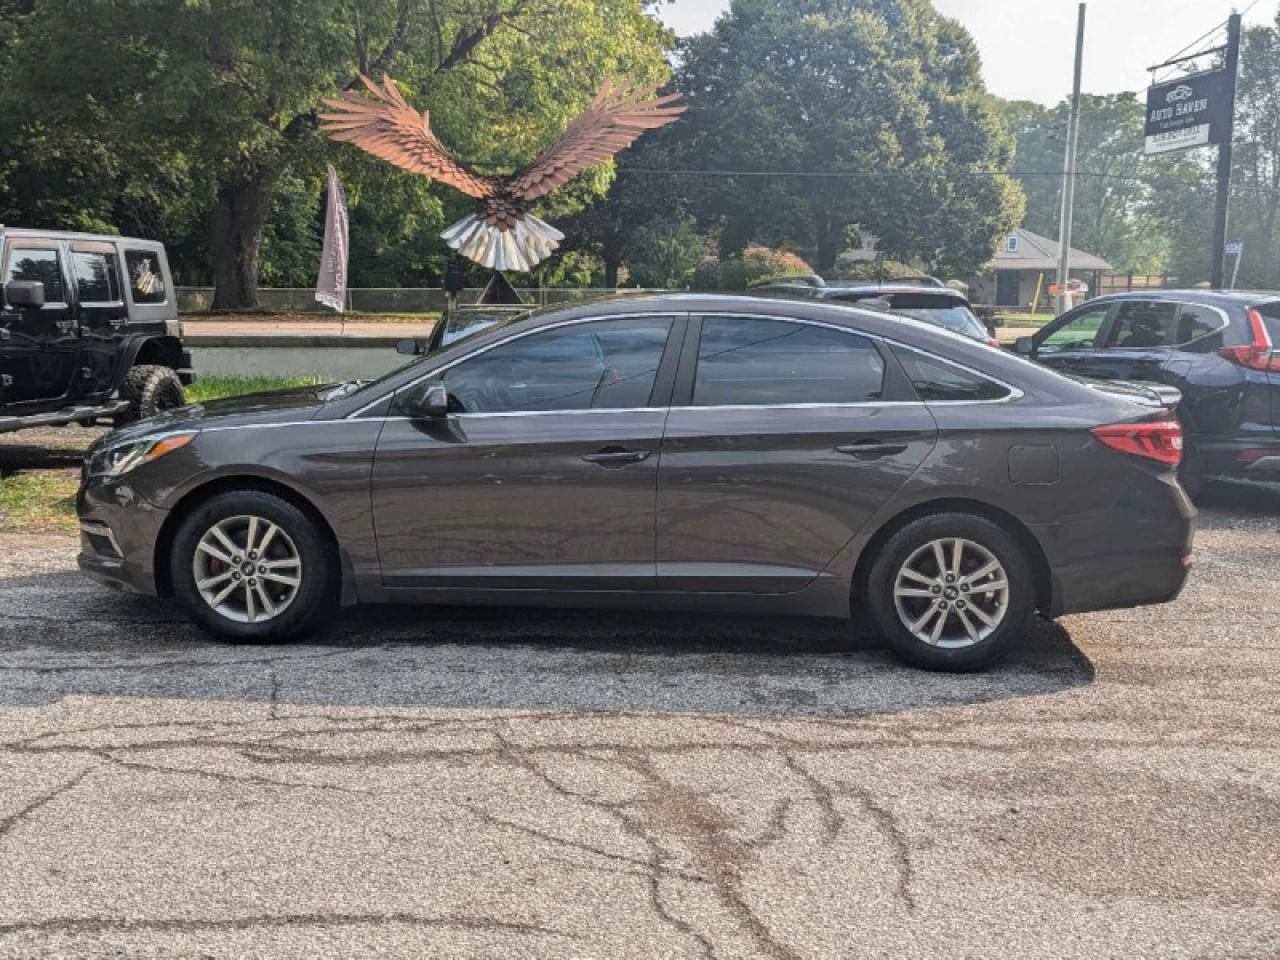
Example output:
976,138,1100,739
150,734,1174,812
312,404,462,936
319,75,496,199
508,79,684,202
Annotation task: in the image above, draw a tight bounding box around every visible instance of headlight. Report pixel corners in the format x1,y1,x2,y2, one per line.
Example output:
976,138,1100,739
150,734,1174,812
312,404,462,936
88,432,195,478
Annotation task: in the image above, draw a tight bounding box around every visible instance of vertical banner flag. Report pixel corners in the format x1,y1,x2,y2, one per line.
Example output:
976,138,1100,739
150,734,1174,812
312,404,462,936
315,165,349,312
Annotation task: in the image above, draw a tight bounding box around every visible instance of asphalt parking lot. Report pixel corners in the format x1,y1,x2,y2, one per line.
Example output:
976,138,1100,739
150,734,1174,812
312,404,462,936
1,465,1279,957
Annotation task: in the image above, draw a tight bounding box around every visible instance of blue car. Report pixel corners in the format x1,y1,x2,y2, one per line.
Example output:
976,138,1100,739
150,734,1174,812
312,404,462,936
1016,290,1280,494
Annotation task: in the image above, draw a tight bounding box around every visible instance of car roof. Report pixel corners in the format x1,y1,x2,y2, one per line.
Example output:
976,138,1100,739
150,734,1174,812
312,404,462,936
0,227,163,247
1090,289,1280,309
821,285,967,298
491,293,982,351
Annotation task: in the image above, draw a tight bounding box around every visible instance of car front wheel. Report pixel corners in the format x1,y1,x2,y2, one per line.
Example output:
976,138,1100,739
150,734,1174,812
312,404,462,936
863,512,1035,671
171,490,335,643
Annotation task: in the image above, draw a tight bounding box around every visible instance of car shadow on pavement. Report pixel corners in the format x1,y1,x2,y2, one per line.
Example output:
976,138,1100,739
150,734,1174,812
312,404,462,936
1,572,1095,717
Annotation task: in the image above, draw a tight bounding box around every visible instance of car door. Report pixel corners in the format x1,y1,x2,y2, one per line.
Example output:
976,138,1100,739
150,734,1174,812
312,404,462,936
69,243,128,400
1030,301,1116,378
1159,302,1235,437
655,314,938,594
371,314,684,590
1070,299,1178,382
0,241,78,408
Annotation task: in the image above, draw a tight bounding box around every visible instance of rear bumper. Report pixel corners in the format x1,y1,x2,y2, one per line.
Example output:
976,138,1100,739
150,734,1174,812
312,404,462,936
1033,471,1195,618
1197,436,1280,476
1051,549,1191,617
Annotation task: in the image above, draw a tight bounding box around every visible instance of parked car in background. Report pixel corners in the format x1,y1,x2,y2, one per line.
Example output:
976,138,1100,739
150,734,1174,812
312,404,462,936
0,228,195,433
753,282,998,345
1016,290,1280,493
78,294,1192,671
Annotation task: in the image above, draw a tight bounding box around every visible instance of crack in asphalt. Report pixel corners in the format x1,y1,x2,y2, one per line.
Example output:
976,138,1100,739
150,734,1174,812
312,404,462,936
0,765,96,844
0,911,575,939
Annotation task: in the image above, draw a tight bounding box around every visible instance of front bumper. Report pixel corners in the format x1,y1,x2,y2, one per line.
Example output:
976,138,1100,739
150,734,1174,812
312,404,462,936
76,476,169,597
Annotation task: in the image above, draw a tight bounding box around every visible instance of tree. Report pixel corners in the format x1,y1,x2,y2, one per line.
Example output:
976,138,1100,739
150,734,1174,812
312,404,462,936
1005,94,1175,275
673,0,1023,277
1225,19,1280,289
1,0,671,306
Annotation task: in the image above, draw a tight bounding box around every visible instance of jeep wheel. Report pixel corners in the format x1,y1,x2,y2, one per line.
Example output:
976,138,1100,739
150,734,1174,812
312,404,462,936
116,364,185,425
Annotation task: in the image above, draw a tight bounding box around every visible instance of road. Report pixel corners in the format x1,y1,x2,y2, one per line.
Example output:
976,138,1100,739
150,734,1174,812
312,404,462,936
1,484,1279,958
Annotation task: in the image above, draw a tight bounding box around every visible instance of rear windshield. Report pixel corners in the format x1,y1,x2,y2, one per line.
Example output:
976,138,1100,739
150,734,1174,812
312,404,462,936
885,295,987,340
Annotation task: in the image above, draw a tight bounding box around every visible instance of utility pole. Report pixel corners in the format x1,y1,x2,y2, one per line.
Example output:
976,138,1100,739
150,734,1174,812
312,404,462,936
1210,12,1242,290
1056,3,1087,316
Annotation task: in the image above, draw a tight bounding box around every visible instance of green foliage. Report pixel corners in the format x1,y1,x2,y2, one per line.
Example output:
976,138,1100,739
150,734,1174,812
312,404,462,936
186,376,326,402
1004,95,1179,275
691,247,815,290
673,0,1024,278
0,0,673,300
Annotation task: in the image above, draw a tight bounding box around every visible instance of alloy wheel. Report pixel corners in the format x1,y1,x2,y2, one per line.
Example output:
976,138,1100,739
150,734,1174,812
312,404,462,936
192,515,303,624
892,538,1009,649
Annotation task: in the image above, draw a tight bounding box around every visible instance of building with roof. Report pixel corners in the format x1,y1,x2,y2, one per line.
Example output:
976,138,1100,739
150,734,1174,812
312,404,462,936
969,228,1113,309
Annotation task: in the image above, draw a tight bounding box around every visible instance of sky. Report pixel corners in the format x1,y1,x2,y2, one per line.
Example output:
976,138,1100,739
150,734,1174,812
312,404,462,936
654,0,1274,106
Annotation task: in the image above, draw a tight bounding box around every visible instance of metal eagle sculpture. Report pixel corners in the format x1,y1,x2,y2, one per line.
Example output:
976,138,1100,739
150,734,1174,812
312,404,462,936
320,75,684,273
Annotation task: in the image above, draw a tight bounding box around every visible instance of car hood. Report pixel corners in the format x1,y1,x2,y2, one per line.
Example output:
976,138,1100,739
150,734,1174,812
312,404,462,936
103,385,336,445
1071,375,1181,412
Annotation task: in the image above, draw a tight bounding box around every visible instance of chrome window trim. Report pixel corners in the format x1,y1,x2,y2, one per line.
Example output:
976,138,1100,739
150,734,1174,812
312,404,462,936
348,308,1026,417
347,312,679,418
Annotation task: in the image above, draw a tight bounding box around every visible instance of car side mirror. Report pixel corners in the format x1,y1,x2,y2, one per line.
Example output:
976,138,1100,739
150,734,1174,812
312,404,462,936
396,338,428,356
402,381,449,418
4,281,45,308
1014,336,1035,357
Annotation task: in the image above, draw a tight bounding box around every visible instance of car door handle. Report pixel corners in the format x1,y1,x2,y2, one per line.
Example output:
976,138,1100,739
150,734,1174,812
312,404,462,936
581,447,652,467
835,441,910,459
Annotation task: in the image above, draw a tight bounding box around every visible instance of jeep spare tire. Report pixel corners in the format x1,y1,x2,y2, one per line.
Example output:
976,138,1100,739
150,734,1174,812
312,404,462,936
117,364,186,424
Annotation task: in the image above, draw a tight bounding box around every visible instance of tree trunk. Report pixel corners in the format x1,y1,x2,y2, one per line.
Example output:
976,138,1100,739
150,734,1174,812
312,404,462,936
210,168,279,310
814,211,839,276
603,255,621,289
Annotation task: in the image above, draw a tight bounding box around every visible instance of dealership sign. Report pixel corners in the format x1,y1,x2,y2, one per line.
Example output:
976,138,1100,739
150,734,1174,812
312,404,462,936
1145,70,1232,155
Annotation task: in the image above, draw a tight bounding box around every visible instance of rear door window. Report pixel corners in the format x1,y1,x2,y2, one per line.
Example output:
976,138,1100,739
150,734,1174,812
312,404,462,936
124,250,167,305
693,317,885,406
1172,304,1228,353
4,247,66,303
71,250,122,304
1104,301,1178,348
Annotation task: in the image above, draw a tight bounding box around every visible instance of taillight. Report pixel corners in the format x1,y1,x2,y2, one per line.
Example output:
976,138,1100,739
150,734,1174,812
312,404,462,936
1091,421,1183,465
1218,309,1280,370
986,337,1002,349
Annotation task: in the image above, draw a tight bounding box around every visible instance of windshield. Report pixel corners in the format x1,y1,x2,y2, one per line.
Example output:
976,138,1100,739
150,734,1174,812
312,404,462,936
332,308,531,402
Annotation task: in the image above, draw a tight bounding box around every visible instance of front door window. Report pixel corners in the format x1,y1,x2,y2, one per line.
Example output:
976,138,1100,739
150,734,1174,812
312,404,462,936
443,318,673,413
1038,305,1110,353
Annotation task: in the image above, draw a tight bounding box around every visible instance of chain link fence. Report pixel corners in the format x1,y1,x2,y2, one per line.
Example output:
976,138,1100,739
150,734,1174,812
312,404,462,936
176,287,677,315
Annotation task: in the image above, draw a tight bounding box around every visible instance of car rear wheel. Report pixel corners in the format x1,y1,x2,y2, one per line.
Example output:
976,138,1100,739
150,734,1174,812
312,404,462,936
863,512,1035,671
171,490,335,643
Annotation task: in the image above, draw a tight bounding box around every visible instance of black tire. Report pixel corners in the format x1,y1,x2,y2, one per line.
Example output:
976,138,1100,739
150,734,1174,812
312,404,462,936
115,364,185,426
170,490,337,643
862,512,1036,672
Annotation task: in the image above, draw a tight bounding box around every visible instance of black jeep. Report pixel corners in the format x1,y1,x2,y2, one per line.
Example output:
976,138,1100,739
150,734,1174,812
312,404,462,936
0,228,195,433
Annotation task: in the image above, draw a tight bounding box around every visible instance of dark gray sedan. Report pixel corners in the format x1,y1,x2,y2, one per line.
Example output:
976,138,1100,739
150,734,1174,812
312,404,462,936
77,294,1194,670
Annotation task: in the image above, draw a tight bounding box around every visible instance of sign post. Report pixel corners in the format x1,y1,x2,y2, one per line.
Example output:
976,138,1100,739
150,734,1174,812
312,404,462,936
1144,13,1241,289
1226,241,1244,289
